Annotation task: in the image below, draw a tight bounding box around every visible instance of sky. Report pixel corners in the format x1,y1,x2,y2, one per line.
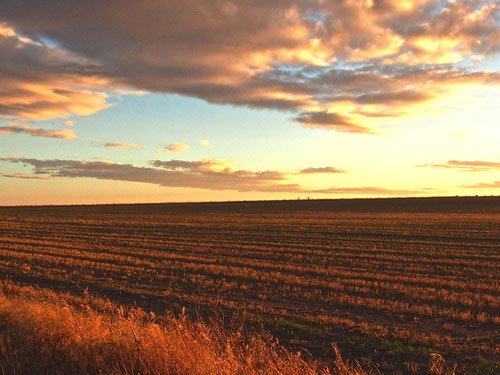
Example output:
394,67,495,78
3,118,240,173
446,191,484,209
0,0,499,205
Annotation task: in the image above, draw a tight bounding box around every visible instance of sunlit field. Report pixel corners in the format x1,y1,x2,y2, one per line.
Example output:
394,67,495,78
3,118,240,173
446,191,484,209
0,197,498,374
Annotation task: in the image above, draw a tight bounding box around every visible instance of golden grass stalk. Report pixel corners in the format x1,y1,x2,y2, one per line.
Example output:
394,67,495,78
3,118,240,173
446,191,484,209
0,282,367,375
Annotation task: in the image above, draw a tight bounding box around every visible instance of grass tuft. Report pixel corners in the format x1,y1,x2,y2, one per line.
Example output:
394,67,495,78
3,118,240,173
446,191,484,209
0,282,368,375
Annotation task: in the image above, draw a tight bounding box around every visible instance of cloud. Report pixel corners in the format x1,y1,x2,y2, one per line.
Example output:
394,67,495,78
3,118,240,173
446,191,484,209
0,123,76,139
461,181,500,189
313,187,433,195
158,142,190,153
63,120,74,126
293,111,374,133
348,89,432,105
1,172,51,180
103,141,141,149
418,160,500,172
1,156,302,193
200,139,214,148
298,167,346,174
400,1,500,64
0,1,498,131
0,22,112,121
150,158,234,172
2,156,430,196
5,119,31,126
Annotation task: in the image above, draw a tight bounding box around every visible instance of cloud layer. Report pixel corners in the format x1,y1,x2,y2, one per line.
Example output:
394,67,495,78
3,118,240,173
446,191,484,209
462,181,500,189
298,166,346,174
0,1,498,131
2,156,425,195
1,172,51,180
0,122,76,139
418,160,500,172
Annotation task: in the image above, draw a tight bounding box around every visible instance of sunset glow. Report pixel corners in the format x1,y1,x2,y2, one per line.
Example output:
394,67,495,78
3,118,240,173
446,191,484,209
0,1,499,205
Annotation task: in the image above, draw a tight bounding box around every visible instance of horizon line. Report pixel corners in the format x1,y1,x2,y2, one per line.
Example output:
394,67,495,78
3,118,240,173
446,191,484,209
1,194,498,209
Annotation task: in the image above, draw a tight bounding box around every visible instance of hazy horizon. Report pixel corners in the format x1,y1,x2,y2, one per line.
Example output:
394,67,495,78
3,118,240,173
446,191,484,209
1,194,498,209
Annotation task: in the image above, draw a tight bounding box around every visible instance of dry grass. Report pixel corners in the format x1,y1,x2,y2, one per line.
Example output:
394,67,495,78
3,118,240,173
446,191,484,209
0,281,370,375
0,198,497,373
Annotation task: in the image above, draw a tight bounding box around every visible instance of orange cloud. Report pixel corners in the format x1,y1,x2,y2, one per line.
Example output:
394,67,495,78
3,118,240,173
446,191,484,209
418,160,500,172
103,142,142,149
1,172,51,180
158,142,190,153
462,181,500,189
313,187,432,195
0,124,76,139
0,1,498,132
0,22,111,121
